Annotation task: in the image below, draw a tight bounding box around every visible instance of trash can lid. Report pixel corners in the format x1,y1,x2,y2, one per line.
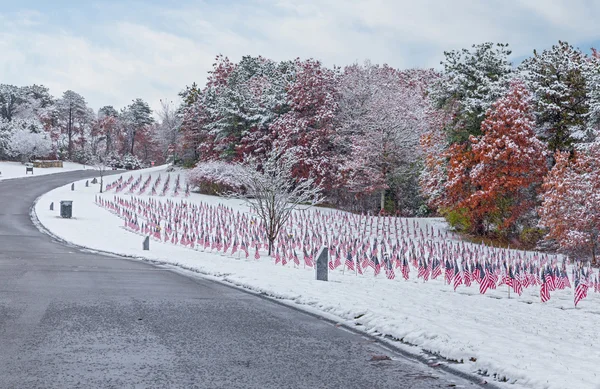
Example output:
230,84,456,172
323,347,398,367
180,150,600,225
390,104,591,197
60,200,73,205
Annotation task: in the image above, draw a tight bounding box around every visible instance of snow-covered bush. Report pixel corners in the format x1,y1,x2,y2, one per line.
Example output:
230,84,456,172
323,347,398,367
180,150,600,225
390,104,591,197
122,153,142,170
187,160,246,195
71,146,94,165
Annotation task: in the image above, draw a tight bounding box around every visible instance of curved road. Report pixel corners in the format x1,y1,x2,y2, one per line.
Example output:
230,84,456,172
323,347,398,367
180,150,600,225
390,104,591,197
0,171,484,388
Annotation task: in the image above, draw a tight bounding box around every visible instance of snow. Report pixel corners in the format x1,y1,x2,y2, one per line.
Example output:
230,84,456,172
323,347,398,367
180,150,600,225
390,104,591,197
0,161,91,181
33,166,600,389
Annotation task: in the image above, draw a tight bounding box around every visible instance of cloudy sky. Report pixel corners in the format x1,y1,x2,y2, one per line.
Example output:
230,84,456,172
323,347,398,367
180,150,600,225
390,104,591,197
1,0,600,113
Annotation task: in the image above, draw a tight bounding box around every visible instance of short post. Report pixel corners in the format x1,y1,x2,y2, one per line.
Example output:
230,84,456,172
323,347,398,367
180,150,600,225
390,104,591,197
143,236,150,251
71,183,75,191
85,180,89,187
50,202,54,211
316,246,329,281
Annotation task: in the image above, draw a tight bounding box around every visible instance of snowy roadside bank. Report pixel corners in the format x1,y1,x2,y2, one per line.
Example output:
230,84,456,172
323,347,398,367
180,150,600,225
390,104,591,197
0,161,90,181
33,167,600,389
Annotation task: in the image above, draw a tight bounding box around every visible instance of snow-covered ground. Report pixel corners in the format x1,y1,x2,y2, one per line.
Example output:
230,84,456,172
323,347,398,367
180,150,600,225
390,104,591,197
33,166,600,389
0,161,90,181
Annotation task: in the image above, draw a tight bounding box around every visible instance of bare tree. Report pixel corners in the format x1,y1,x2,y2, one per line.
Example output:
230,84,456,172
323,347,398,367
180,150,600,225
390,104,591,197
92,154,110,193
230,149,324,255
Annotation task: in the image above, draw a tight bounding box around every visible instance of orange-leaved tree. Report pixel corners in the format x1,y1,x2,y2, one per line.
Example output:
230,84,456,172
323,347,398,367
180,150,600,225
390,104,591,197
450,80,548,235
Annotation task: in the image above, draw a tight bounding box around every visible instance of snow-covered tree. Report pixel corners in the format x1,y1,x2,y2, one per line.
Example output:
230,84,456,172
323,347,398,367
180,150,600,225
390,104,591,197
227,148,324,255
520,41,590,152
8,123,51,162
56,90,90,160
339,63,436,211
96,105,120,156
271,58,339,189
154,99,183,162
465,80,548,234
121,98,153,155
584,48,600,141
539,143,600,263
430,42,513,143
0,84,26,122
201,55,295,161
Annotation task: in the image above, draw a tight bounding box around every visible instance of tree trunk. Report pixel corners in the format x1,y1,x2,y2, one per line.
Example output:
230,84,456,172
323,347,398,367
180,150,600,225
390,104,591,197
130,129,136,155
67,106,73,160
380,190,385,212
100,174,103,193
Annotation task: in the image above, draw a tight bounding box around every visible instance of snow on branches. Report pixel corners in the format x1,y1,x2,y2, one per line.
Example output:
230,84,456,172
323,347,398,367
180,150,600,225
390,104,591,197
8,125,52,161
201,148,324,255
441,80,548,235
539,142,600,263
467,80,548,232
339,63,437,210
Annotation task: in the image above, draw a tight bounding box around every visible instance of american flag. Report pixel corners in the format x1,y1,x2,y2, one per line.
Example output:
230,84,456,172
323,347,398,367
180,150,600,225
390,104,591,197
401,258,410,280
444,260,454,285
431,258,442,279
506,265,514,288
374,255,381,276
574,272,589,307
479,266,494,295
333,248,342,269
418,260,426,279
384,256,395,280
545,268,555,291
453,261,463,291
540,276,551,303
463,261,472,287
345,252,355,271
512,267,523,296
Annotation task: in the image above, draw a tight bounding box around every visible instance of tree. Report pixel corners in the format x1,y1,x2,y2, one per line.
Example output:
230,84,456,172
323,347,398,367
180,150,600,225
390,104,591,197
228,148,324,255
97,106,120,155
584,48,600,141
520,41,590,152
430,42,513,144
56,90,89,160
122,98,153,155
339,63,436,211
426,43,513,225
0,84,26,122
271,58,340,189
154,99,182,162
92,154,110,193
539,143,600,263
464,80,548,234
8,123,52,162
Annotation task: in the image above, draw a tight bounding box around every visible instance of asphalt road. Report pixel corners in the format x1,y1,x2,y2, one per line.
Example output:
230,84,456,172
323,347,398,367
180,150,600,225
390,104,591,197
0,171,485,389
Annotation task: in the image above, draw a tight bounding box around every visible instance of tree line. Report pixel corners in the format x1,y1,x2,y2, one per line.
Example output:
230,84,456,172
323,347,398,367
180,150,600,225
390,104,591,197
180,43,600,262
0,85,180,167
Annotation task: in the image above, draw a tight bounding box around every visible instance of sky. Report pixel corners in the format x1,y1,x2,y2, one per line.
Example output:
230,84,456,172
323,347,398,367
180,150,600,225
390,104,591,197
1,0,600,113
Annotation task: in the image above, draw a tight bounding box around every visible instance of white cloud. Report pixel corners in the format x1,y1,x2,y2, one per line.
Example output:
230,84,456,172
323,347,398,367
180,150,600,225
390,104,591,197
1,1,599,114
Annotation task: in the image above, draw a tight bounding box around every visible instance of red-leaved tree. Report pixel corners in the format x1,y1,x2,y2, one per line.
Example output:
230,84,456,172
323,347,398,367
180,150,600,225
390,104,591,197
271,58,340,190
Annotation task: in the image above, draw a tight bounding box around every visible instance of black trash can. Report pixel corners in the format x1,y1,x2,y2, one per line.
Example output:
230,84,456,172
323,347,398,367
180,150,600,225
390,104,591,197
60,201,73,218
